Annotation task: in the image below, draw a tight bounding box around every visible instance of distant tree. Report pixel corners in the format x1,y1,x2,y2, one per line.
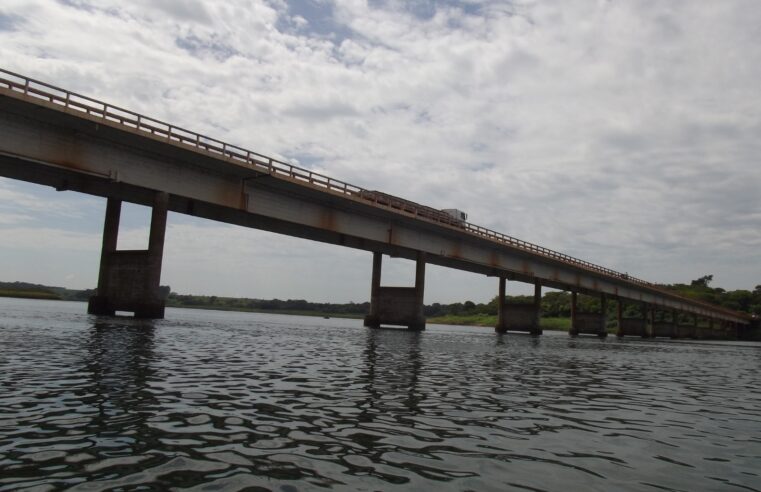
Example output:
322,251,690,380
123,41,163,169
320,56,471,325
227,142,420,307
691,275,714,287
159,285,171,299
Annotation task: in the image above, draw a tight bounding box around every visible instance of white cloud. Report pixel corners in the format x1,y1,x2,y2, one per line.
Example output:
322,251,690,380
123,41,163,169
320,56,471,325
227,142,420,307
1,0,760,301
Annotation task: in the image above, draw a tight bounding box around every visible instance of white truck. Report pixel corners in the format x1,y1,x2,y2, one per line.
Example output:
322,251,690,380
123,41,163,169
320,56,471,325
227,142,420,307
440,209,468,223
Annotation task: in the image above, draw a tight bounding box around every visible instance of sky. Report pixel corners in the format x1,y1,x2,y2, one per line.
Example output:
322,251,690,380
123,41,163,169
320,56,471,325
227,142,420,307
0,0,759,304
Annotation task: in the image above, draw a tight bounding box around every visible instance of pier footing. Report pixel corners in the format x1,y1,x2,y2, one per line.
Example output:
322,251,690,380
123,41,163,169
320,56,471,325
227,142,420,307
495,279,542,335
570,293,608,337
88,193,168,319
364,252,426,331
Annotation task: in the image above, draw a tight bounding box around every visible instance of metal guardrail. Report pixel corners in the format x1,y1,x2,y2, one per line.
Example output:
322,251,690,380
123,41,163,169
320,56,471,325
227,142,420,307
0,68,749,320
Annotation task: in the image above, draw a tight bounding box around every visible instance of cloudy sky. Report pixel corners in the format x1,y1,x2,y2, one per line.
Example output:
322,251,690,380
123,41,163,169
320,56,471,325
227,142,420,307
0,0,759,303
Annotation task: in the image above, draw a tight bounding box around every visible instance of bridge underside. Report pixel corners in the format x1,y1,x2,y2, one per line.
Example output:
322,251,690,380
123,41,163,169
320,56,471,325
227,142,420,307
0,89,751,331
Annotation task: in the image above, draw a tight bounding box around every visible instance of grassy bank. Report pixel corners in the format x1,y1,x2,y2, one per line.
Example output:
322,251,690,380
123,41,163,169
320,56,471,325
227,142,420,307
428,314,572,331
164,302,364,319
0,289,61,300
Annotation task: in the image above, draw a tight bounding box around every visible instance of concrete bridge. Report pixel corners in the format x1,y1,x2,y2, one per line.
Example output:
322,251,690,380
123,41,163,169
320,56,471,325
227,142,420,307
0,69,754,338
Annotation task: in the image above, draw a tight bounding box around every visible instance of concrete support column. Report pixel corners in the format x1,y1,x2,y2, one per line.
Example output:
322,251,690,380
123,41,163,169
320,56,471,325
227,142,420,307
94,197,121,305
616,300,624,337
147,191,168,291
725,321,740,338
495,276,507,334
674,310,683,338
570,293,607,337
364,251,426,330
413,252,426,330
569,291,578,336
494,277,541,335
533,280,543,335
599,295,608,338
642,303,650,338
365,252,382,327
88,192,168,318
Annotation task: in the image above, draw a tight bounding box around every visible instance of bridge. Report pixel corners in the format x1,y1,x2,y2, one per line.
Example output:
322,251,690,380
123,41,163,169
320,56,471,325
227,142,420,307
0,68,754,338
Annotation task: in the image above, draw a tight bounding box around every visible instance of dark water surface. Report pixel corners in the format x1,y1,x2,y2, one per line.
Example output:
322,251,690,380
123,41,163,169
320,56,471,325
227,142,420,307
1,298,760,491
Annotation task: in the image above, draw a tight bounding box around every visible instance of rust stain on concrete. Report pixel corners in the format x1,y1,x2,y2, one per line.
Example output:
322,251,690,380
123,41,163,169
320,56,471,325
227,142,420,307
450,243,462,259
489,251,502,268
319,209,338,232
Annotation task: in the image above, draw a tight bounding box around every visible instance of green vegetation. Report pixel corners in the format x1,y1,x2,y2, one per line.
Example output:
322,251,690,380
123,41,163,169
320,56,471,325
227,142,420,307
428,314,571,331
662,275,761,315
1,275,758,331
0,288,61,300
0,281,93,301
166,293,368,318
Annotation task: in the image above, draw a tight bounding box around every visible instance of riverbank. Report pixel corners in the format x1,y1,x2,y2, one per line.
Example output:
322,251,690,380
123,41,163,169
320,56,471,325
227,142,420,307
0,289,61,300
428,314,572,331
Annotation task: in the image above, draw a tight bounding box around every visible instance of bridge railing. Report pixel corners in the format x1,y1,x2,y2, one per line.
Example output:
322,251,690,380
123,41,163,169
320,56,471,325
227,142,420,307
0,68,741,317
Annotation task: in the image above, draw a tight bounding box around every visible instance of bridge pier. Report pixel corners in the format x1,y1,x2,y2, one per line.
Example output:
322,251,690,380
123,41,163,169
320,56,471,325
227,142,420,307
740,318,761,341
495,279,542,335
616,301,648,337
570,292,607,337
364,252,426,331
673,312,695,338
88,192,168,318
693,314,705,339
652,309,677,338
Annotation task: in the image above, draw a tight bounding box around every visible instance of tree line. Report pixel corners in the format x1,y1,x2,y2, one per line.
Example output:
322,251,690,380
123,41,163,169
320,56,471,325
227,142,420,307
2,275,759,318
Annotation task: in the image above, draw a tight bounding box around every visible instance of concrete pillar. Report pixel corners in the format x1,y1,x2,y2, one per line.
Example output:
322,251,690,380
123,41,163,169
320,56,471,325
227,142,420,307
673,310,684,338
413,252,426,330
364,251,426,330
94,197,121,306
642,302,652,338
616,300,624,337
495,277,541,335
599,295,608,338
88,192,168,318
495,276,507,334
365,252,383,327
570,293,607,337
569,291,578,336
533,280,542,335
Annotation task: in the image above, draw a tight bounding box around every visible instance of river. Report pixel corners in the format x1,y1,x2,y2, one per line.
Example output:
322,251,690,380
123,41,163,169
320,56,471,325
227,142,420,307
1,297,759,491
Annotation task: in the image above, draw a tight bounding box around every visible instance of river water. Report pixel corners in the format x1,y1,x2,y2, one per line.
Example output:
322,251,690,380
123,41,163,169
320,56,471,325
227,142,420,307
1,297,760,491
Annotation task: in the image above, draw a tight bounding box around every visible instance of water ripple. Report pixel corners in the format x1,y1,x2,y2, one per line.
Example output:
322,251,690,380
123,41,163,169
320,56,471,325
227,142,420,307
1,298,760,491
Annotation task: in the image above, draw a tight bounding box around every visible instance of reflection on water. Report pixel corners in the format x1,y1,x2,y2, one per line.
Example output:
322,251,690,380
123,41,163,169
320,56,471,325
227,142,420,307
1,298,760,491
